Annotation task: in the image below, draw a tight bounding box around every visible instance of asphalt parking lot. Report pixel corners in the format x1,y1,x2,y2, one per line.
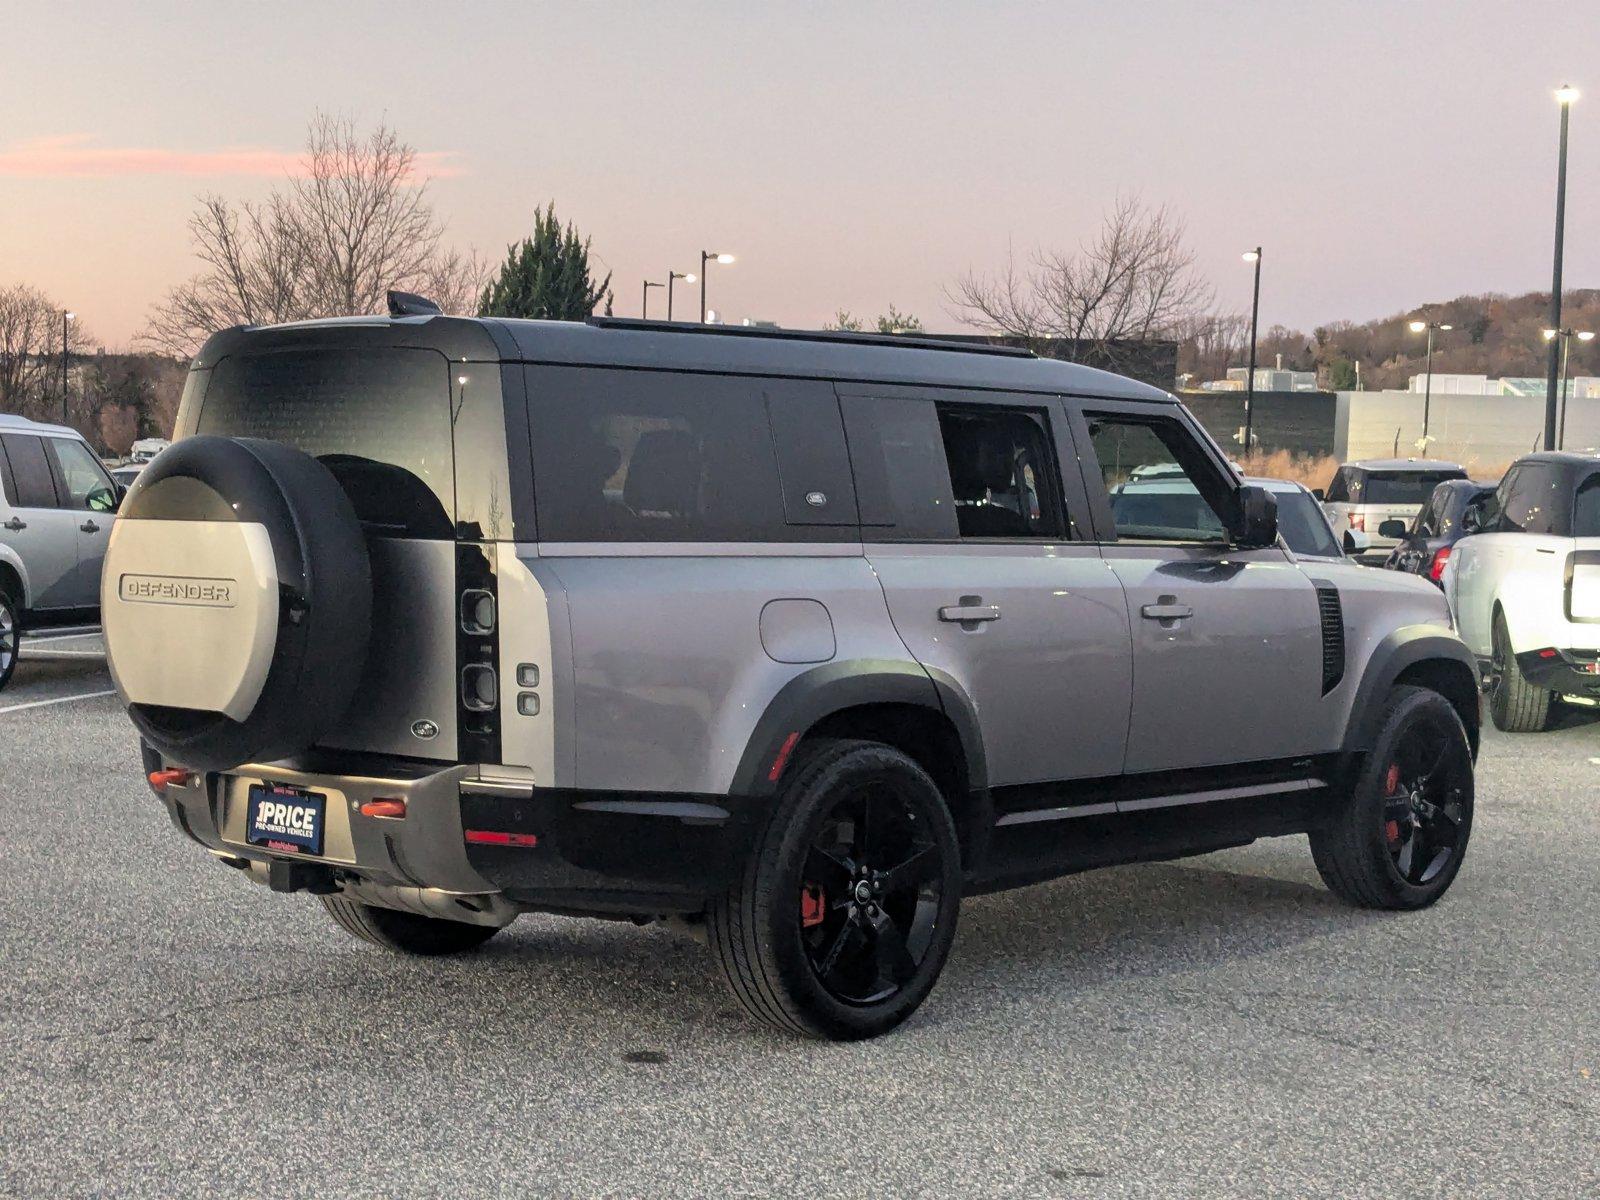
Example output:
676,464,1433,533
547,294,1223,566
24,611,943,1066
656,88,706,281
2,644,1596,1199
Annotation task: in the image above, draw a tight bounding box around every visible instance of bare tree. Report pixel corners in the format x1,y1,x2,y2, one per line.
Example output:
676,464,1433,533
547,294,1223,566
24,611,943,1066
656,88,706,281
1176,311,1250,383
0,283,94,422
144,114,482,355
947,197,1215,369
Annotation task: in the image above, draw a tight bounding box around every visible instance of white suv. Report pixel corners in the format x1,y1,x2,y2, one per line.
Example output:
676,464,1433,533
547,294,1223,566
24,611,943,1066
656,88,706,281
1320,459,1467,563
1442,451,1600,731
0,414,122,690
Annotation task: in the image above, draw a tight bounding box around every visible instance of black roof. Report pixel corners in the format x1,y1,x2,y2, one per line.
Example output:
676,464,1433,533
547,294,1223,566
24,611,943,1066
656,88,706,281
192,314,1174,402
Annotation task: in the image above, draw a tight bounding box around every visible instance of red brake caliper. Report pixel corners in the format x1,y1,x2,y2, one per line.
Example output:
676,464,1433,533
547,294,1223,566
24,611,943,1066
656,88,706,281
1383,763,1402,844
800,883,827,928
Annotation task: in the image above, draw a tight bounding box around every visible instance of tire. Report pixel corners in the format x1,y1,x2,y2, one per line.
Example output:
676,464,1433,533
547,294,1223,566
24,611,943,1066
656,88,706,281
1310,685,1474,910
707,739,963,1040
1488,611,1552,733
321,895,501,956
0,584,18,694
102,437,372,770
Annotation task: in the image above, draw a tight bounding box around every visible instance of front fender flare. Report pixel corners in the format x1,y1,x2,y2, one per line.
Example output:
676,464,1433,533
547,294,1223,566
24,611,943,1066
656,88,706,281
1342,624,1480,755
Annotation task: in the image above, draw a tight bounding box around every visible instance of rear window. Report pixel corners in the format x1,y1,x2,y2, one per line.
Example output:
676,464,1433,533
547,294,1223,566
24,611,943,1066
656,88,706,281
1273,489,1342,558
197,349,455,538
1573,474,1600,537
1355,470,1465,506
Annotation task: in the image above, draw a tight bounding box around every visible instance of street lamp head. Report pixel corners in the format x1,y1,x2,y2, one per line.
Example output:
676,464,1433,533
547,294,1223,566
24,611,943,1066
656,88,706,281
1579,331,1597,342
683,272,697,284
1557,84,1579,105
712,253,735,265
1439,324,1453,332
1241,250,1259,263
64,311,75,321
1409,320,1428,333
1543,328,1560,340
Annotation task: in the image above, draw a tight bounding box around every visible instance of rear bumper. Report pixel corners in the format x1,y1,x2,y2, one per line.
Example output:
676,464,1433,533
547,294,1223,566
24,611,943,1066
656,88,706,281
145,744,765,915
1515,648,1600,697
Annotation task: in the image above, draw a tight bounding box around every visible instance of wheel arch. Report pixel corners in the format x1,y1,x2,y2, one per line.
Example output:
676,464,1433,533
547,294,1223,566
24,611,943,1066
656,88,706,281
0,549,27,611
729,661,990,871
1343,626,1481,760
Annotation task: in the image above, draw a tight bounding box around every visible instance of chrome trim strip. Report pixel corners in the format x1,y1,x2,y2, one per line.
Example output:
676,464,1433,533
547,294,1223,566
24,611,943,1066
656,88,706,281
533,541,862,558
996,801,1118,825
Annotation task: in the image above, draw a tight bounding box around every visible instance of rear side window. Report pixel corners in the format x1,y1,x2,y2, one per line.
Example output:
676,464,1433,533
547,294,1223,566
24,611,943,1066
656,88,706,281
1497,465,1560,535
0,434,59,509
197,349,455,538
526,367,853,542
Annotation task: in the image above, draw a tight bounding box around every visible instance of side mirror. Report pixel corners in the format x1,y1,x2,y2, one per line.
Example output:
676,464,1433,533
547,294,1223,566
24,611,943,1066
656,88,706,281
1344,530,1371,556
1232,484,1279,549
1311,487,1325,502
1377,518,1408,539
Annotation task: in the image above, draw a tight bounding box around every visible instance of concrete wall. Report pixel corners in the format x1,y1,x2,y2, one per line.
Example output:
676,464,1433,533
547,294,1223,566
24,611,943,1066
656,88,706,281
1336,389,1600,470
1181,391,1338,456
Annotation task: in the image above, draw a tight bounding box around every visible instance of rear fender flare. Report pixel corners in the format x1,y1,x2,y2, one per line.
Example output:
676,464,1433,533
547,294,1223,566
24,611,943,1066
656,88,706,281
0,544,27,610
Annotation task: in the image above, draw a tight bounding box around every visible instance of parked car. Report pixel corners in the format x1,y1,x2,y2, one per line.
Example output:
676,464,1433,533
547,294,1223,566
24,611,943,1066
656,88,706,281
0,414,122,691
1319,459,1469,563
1249,477,1370,563
128,437,170,463
1441,452,1600,731
100,307,1481,1039
1380,479,1497,586
110,463,147,489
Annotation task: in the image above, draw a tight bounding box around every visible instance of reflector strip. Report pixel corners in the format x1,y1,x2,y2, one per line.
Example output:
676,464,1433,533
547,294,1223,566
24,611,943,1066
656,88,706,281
148,767,193,794
359,798,406,819
768,731,802,782
464,830,538,847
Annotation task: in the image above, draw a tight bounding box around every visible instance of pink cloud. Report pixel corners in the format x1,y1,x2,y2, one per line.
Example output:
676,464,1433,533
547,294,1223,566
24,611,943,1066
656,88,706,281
0,134,462,179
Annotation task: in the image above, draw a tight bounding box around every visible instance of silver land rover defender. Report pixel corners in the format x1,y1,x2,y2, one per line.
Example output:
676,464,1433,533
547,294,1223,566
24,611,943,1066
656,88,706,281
102,302,1481,1040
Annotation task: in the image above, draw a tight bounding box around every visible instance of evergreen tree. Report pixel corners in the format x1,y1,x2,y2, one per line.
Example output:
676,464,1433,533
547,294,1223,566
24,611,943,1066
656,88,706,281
477,203,613,320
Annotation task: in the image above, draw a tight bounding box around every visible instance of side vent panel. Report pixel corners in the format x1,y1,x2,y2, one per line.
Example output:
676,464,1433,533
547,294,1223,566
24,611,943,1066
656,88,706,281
1314,583,1345,695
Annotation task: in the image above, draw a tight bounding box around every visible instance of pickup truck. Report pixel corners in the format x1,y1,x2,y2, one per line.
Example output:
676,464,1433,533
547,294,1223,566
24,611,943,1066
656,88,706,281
1442,452,1600,731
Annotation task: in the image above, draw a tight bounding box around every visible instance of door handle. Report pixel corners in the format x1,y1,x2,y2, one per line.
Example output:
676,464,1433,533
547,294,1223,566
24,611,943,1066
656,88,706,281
80,520,100,534
2,518,24,531
938,597,1001,624
1140,597,1194,622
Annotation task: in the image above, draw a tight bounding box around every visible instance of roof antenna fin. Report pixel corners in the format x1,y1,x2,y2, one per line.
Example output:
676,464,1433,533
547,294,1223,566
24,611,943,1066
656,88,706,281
387,290,442,317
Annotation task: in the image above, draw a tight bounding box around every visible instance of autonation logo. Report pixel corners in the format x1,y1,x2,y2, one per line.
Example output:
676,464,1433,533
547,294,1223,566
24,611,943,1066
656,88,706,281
119,574,236,608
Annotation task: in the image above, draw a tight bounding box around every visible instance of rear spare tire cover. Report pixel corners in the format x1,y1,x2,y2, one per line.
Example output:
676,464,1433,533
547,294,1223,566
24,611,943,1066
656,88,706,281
102,436,372,770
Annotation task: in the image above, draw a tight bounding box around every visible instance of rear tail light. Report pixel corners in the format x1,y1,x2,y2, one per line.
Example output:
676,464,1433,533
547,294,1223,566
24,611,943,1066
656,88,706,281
1348,514,1365,532
1538,648,1560,659
1428,546,1452,582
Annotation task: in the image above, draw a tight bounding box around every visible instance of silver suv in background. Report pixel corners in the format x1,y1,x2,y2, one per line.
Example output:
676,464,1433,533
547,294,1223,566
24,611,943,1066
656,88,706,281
103,309,1482,1039
0,414,121,691
1319,459,1468,563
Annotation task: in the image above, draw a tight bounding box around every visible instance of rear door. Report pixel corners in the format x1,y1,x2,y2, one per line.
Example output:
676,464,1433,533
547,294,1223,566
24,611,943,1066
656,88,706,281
1075,402,1327,773
43,436,119,607
0,433,80,611
842,386,1132,786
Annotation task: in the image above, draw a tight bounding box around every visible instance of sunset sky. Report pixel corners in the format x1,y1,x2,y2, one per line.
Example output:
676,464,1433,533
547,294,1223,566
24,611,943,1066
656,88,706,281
5,1,1598,351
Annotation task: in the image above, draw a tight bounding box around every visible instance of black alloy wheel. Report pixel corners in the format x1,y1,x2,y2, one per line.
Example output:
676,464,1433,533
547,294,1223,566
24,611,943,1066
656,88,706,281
799,779,946,1005
0,589,18,693
1377,724,1469,887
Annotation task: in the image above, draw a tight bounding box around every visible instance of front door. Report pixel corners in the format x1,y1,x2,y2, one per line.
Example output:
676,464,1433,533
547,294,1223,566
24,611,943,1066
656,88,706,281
1076,405,1325,774
841,388,1132,787
0,433,80,612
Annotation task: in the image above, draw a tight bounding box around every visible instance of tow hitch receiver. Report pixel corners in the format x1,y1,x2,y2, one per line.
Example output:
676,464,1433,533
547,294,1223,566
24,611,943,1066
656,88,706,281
266,858,337,895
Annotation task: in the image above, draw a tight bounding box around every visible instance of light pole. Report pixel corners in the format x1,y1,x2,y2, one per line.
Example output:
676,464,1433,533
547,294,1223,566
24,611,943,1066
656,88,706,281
667,270,695,321
1544,85,1578,450
60,310,75,426
1241,248,1262,453
642,280,663,318
1407,319,1452,442
1544,326,1596,449
699,251,735,324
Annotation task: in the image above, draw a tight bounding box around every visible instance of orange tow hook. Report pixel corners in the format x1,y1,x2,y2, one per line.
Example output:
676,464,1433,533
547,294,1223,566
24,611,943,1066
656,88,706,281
148,768,192,794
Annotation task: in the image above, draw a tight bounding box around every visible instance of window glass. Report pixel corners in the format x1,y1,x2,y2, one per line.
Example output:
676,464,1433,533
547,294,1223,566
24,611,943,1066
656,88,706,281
528,367,791,542
47,438,117,512
1324,469,1351,503
0,439,14,506
1088,416,1229,542
935,405,1064,539
1417,488,1444,536
840,394,958,540
1572,474,1600,537
1274,489,1342,558
1498,466,1559,534
198,349,455,538
1360,470,1466,506
0,434,59,509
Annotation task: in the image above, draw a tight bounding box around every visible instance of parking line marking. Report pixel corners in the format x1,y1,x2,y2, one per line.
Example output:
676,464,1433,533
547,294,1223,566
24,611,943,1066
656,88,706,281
0,689,117,715
21,649,106,658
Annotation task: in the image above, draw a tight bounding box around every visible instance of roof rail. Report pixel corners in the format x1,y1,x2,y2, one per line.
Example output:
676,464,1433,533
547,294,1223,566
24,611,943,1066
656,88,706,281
586,316,1035,358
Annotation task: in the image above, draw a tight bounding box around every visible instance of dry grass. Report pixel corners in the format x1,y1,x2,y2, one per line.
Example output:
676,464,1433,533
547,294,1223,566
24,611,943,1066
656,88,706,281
1236,450,1515,489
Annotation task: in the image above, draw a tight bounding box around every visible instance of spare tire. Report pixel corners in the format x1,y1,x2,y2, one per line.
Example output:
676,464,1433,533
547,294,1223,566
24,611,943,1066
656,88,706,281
102,436,371,771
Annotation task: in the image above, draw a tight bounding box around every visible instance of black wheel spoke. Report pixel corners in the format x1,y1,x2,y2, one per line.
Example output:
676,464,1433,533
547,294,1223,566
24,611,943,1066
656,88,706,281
867,911,918,986
1395,832,1416,879
815,914,861,982
880,844,938,894
805,845,855,891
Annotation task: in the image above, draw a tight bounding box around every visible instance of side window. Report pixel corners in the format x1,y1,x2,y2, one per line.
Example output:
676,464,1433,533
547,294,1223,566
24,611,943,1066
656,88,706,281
839,394,959,540
935,405,1064,539
0,438,15,505
1417,489,1443,536
46,438,117,512
1325,469,1350,504
527,367,849,542
0,434,60,509
1497,466,1556,534
1574,474,1600,538
1085,414,1230,543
